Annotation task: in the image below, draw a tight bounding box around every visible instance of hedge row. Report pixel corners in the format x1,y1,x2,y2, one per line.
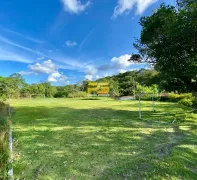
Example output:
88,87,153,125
68,91,87,98
160,93,195,107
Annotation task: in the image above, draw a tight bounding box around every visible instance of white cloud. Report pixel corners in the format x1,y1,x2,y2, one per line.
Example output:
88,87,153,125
95,75,100,79
85,74,93,80
0,31,86,71
1,27,45,44
84,65,97,81
25,60,67,83
29,60,58,74
97,54,133,71
0,34,45,63
18,71,33,76
119,69,127,73
111,54,132,68
47,71,67,82
64,80,70,85
112,0,158,18
66,40,77,47
0,35,43,55
37,57,45,61
86,54,147,81
61,0,90,14
0,48,32,63
85,65,97,75
78,28,94,52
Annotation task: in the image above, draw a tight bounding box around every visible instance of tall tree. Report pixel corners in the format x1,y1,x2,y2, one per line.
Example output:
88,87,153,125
133,1,197,92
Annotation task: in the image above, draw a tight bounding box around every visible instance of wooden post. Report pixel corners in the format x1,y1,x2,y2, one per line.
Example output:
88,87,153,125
133,78,136,100
8,105,13,179
152,94,155,112
138,94,142,119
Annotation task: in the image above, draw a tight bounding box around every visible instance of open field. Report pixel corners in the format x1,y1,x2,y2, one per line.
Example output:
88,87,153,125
9,98,197,179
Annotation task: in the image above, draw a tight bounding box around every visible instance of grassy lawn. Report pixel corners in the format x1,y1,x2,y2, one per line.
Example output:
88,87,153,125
9,98,197,179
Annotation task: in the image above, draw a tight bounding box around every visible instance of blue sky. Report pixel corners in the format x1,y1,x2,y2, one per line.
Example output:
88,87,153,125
0,0,174,85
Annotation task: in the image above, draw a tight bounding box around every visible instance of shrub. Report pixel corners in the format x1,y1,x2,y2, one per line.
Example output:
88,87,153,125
179,98,193,107
159,96,168,101
139,95,160,101
192,99,197,107
161,93,195,107
68,91,87,98
167,93,194,102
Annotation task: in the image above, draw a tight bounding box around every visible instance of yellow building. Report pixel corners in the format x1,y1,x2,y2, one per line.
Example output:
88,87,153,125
87,82,110,95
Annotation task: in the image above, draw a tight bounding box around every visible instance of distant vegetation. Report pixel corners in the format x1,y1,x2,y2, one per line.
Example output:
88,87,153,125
0,69,160,100
0,68,196,106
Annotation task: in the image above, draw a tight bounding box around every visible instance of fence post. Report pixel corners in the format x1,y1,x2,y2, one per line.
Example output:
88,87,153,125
138,94,142,119
8,105,14,180
152,94,155,112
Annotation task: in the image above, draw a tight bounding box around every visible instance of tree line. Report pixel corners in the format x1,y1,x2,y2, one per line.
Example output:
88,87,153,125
0,73,57,99
0,69,163,100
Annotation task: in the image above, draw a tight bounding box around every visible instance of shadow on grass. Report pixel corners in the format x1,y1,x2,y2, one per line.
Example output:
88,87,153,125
81,98,101,100
12,103,197,179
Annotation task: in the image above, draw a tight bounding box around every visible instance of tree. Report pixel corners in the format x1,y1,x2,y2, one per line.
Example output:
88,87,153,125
176,0,196,7
20,84,31,98
136,69,159,87
9,73,25,89
133,1,197,92
108,79,120,96
54,85,71,98
41,83,57,98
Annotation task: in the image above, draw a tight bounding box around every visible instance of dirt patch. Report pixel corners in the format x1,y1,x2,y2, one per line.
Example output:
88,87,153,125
34,166,43,179
155,143,176,158
155,126,185,159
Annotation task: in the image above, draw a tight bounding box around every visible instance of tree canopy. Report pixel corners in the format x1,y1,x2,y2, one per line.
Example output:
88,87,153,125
133,0,197,92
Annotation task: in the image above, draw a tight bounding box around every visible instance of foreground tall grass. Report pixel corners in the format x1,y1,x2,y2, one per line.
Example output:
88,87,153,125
0,101,9,178
9,98,197,179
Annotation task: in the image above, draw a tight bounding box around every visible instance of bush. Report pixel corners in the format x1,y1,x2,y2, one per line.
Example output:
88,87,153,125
167,93,194,102
179,98,193,107
192,99,197,107
159,96,168,101
68,91,87,98
138,95,160,101
161,93,195,107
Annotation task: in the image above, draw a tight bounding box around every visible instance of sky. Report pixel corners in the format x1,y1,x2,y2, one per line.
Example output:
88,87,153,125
0,0,175,85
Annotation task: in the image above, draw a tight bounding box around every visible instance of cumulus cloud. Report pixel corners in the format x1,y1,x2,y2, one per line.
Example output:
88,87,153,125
29,60,58,74
21,60,67,83
111,54,132,68
85,54,147,80
61,0,90,14
84,65,98,80
112,0,158,18
119,69,127,73
47,71,61,82
85,65,97,75
85,74,93,80
66,40,77,47
47,71,67,82
98,54,132,71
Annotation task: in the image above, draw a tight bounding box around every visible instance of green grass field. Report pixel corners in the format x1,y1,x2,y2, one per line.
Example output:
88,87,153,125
9,98,197,179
